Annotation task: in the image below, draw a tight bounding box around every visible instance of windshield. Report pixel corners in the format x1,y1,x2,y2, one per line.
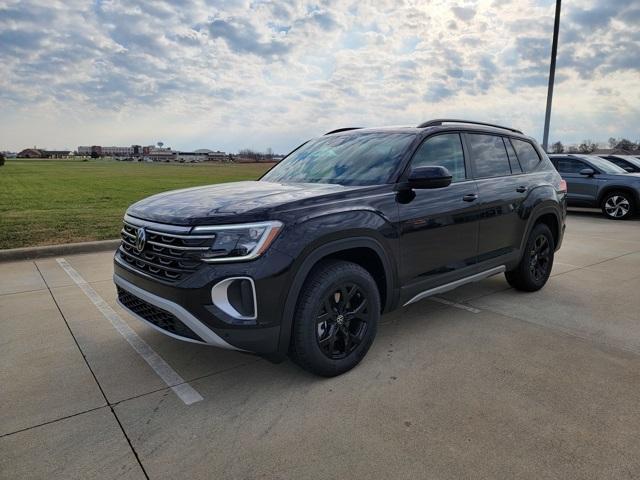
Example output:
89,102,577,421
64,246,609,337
618,156,640,168
584,156,627,174
261,132,415,186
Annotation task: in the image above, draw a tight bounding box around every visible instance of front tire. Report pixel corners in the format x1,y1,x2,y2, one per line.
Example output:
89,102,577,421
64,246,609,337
505,223,555,292
601,191,635,220
290,260,380,377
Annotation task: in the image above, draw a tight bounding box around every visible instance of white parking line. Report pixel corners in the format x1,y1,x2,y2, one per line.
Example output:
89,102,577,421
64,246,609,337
430,296,481,314
56,258,203,405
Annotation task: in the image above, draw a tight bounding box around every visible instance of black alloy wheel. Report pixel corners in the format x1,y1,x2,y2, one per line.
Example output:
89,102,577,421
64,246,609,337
290,260,380,377
505,222,555,292
529,234,551,282
316,283,370,360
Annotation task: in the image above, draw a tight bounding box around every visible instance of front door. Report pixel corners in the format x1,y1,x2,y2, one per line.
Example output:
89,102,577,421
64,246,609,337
553,156,599,205
398,132,479,294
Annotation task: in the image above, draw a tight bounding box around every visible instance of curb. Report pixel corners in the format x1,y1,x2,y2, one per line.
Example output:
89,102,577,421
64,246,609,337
0,239,121,262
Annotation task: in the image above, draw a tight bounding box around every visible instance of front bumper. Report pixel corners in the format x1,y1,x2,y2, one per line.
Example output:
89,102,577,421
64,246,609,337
113,245,294,355
115,274,240,349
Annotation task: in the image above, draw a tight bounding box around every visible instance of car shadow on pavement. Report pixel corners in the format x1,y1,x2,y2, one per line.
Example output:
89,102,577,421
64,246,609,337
567,207,640,222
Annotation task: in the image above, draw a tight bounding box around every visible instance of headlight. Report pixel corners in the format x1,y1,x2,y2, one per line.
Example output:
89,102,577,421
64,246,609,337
192,221,283,262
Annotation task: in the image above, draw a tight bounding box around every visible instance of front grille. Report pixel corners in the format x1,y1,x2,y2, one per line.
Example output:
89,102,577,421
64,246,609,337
119,220,215,283
117,286,202,341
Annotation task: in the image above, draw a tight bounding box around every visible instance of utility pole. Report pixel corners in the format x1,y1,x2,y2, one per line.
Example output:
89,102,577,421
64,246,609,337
542,0,561,152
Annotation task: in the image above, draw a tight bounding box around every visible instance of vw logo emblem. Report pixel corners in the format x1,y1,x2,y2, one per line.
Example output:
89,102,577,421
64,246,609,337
135,227,147,252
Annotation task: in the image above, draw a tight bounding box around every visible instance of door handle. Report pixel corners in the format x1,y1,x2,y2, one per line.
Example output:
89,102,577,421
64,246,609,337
516,186,527,193
463,193,478,202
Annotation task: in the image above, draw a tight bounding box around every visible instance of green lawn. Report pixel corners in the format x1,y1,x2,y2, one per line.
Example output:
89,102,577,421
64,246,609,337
0,159,273,249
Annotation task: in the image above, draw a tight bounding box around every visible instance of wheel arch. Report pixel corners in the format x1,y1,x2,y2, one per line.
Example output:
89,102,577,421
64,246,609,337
533,212,560,248
275,236,398,359
520,203,563,254
597,186,639,207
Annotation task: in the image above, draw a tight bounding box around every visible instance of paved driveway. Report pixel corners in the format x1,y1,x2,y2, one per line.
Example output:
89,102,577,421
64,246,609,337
2,211,640,479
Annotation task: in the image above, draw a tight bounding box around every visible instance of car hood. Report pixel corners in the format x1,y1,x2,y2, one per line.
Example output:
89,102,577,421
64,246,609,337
127,180,369,225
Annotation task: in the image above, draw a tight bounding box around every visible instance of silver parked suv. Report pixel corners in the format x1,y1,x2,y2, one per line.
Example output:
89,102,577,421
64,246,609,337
549,154,640,220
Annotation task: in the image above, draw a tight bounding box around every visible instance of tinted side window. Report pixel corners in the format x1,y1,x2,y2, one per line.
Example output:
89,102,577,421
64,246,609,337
411,133,466,182
556,157,589,173
504,138,522,173
511,139,541,172
467,134,511,178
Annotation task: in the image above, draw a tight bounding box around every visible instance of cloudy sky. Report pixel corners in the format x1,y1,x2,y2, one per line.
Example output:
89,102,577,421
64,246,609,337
0,0,638,153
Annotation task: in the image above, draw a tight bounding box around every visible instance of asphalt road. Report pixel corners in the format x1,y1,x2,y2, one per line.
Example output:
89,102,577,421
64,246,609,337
1,210,639,479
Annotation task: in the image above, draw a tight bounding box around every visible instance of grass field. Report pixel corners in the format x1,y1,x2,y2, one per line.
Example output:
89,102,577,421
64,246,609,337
0,159,273,249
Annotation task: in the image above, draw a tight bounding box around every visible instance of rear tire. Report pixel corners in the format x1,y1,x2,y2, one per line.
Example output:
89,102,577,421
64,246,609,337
290,260,380,377
601,191,635,220
505,223,555,292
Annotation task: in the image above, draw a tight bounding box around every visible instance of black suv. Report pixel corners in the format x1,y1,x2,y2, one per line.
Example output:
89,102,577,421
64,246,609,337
114,119,566,376
549,154,640,220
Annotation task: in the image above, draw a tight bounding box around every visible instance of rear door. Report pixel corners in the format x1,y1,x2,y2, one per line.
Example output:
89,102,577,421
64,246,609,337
397,132,479,291
466,133,527,263
554,156,598,205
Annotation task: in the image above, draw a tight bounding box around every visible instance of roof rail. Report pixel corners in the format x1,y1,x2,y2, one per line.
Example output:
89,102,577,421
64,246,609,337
324,127,363,135
417,119,523,134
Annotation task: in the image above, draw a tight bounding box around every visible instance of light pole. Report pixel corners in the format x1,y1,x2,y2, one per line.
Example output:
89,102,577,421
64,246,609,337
542,0,561,152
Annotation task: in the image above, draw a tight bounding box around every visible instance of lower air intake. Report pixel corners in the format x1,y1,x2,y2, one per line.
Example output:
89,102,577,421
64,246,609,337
117,286,202,342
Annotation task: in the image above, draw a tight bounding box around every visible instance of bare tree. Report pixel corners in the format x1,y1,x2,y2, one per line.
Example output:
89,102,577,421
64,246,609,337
237,148,279,162
578,140,598,153
551,141,564,153
608,137,638,151
615,138,637,151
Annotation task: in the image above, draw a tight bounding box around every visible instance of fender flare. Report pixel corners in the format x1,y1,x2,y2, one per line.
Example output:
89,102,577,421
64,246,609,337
520,202,563,253
274,236,397,359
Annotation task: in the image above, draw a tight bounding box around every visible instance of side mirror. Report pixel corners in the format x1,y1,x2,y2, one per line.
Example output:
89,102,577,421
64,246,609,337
579,168,595,177
408,166,452,189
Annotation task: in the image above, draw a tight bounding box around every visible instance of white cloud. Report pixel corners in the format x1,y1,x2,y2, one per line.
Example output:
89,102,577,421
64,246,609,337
0,0,638,152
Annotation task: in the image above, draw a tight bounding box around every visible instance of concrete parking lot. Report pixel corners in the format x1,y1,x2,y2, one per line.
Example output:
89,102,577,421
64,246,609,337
2,210,640,480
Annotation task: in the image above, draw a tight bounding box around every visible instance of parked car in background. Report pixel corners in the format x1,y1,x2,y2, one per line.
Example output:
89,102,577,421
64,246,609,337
549,154,640,219
114,119,567,376
599,155,640,173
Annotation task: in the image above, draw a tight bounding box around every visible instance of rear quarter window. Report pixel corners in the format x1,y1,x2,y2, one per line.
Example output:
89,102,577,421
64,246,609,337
511,139,541,172
504,138,523,173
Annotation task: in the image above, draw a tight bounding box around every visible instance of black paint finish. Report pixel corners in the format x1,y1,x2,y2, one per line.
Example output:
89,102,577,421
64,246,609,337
115,124,567,359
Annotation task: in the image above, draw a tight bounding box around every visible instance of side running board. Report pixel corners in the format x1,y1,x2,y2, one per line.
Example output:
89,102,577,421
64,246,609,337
403,266,506,307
